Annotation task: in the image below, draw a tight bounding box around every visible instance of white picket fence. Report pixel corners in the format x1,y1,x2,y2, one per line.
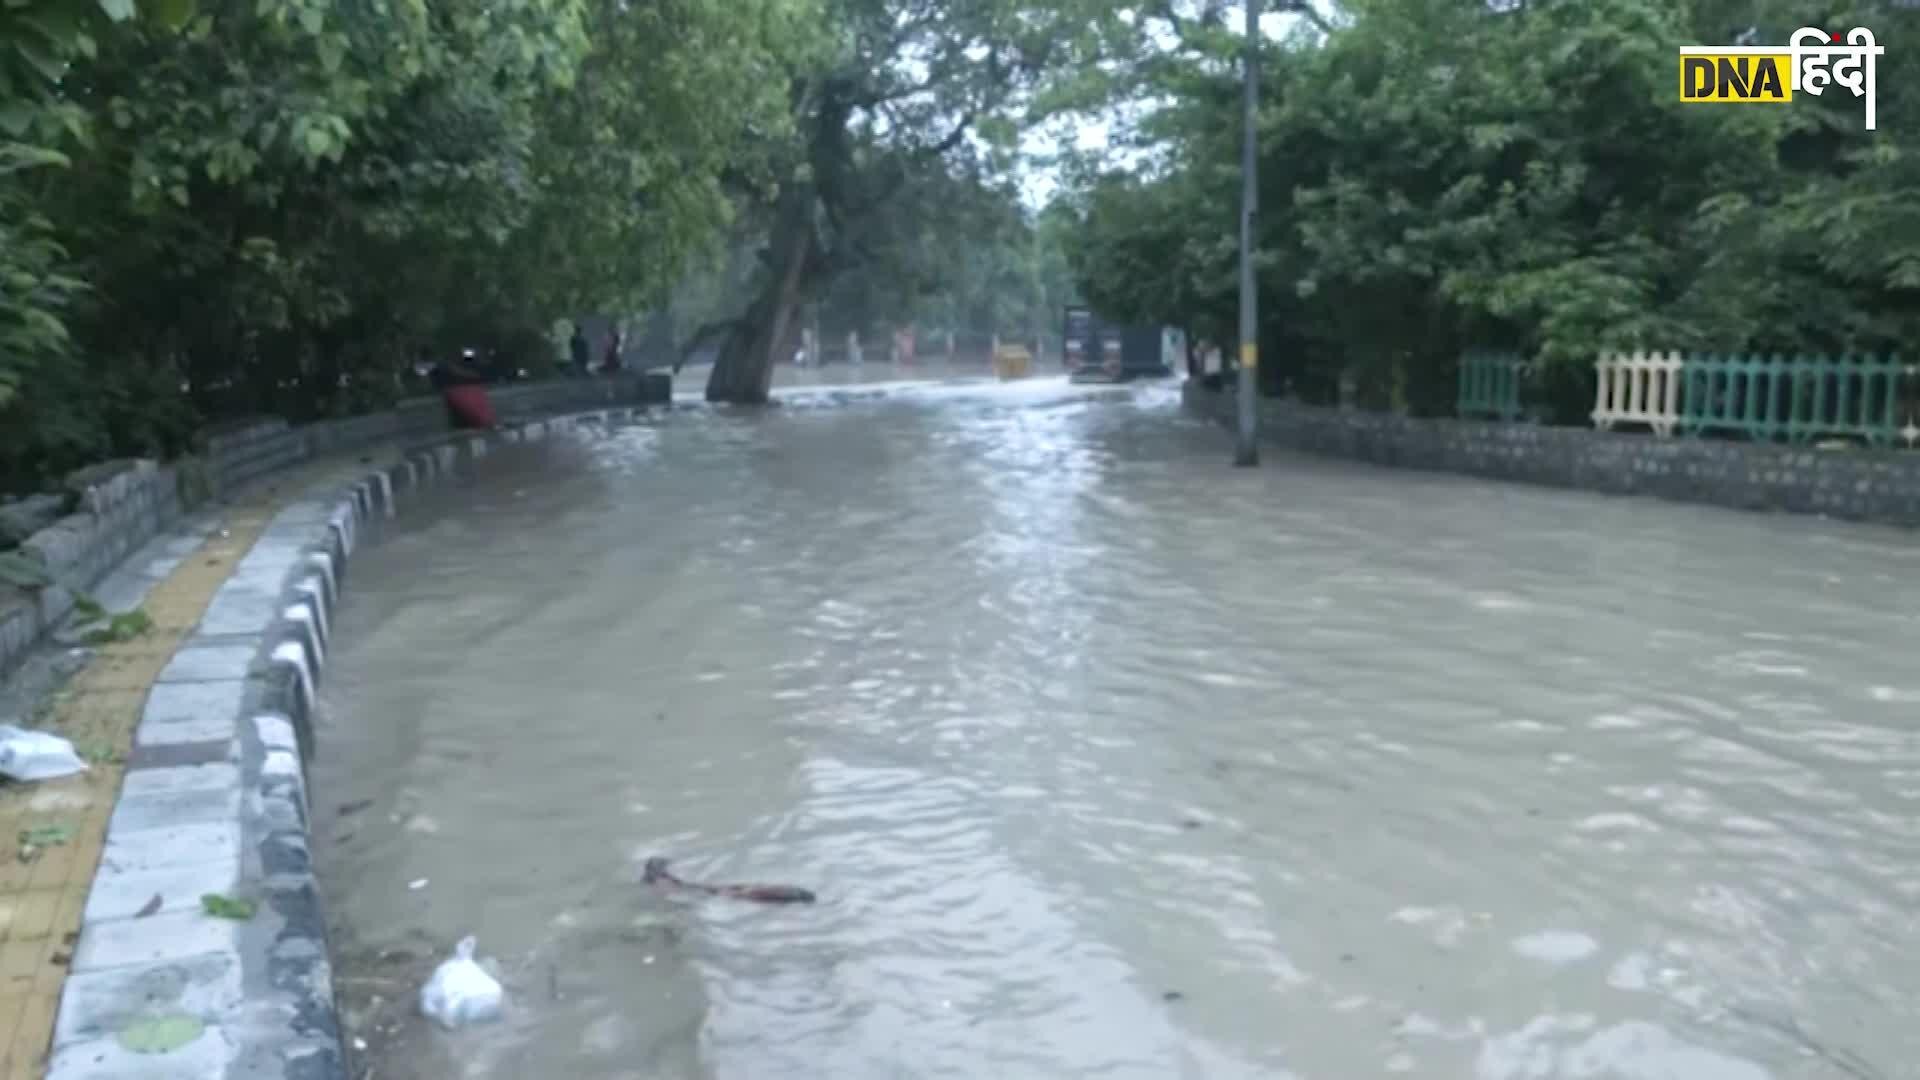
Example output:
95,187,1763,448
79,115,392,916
1592,350,1684,436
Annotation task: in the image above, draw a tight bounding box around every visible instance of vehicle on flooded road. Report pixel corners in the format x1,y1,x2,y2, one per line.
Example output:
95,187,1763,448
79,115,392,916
1063,305,1177,384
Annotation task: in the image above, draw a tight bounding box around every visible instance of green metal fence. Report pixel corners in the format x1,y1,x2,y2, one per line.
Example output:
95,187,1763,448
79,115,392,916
1677,353,1905,445
1456,350,1527,420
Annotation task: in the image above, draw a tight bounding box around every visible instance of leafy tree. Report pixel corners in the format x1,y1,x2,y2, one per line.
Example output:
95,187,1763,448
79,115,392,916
699,0,1124,402
810,175,1077,350
2,0,200,484
1,0,807,490
1062,0,1920,417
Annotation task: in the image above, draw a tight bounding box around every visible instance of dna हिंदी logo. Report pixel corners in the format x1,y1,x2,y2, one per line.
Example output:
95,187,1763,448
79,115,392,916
1678,27,1883,130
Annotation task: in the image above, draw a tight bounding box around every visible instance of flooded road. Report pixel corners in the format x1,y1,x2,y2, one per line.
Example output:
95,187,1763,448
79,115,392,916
313,371,1919,1080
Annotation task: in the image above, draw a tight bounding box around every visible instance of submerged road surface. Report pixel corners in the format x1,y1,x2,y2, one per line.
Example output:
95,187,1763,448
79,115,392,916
314,373,1918,1080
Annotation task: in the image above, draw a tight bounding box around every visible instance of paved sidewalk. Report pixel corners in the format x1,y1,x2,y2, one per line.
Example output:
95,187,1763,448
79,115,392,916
0,451,412,1078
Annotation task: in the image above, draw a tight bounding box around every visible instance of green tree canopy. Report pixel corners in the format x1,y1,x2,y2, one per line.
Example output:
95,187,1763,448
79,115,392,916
1,0,811,489
1064,0,1918,414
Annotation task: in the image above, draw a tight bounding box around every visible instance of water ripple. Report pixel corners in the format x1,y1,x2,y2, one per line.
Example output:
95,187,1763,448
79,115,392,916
314,375,1918,1080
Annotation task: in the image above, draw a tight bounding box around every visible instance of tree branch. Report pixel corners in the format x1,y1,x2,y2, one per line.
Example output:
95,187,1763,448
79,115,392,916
920,108,980,159
1280,0,1336,36
852,66,953,109
1145,0,1227,50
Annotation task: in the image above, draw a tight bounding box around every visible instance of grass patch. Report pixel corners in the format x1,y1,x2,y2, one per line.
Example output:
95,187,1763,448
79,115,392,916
83,608,153,645
74,739,122,766
19,823,73,847
17,822,75,863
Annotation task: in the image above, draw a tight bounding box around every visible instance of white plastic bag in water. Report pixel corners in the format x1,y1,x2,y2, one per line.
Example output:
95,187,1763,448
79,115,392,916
419,936,504,1031
0,725,87,783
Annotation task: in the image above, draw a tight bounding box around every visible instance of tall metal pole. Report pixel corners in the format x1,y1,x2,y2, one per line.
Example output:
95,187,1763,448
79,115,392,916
1234,0,1260,466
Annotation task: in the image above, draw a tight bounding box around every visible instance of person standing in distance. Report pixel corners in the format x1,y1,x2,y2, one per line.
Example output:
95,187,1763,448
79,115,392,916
601,328,624,375
570,323,591,375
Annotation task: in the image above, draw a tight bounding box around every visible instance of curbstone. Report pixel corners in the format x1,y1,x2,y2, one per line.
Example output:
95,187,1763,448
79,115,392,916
106,782,243,836
53,951,245,1050
83,859,243,924
47,1024,238,1078
71,908,242,973
154,645,258,685
137,682,249,747
100,821,243,879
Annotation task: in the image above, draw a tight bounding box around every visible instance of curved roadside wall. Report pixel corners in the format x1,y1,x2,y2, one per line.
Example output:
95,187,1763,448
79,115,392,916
1,375,667,682
43,405,663,1079
1184,382,1920,527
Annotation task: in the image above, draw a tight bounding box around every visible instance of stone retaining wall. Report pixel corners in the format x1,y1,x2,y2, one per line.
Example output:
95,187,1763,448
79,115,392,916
0,466,186,681
48,408,656,1079
200,375,661,503
1184,382,1920,526
1,375,666,681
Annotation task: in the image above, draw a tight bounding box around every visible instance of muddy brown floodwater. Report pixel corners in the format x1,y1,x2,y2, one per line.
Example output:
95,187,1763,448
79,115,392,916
313,370,1919,1080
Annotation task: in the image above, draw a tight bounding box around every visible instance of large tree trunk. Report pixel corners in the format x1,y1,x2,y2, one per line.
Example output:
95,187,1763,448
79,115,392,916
706,187,815,404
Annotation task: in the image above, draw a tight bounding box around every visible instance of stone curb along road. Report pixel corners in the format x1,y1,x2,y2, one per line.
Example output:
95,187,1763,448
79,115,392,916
45,410,649,1080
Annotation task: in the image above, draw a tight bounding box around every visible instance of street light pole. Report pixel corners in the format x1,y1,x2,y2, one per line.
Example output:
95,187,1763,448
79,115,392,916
1234,0,1260,467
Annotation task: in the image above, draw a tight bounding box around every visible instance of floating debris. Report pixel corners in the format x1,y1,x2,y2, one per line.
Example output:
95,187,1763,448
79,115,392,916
420,936,505,1031
643,857,816,904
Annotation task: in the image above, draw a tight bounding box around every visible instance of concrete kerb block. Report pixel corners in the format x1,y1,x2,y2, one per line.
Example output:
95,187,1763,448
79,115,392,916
323,524,350,591
73,905,244,974
257,754,308,837
372,469,396,518
266,641,316,744
282,600,326,668
324,508,355,561
302,553,337,613
83,857,243,925
101,816,243,878
291,576,330,650
87,760,247,927
254,713,298,757
53,951,246,1051
137,680,247,749
48,1020,239,1077
120,761,243,799
198,534,311,641
155,643,259,685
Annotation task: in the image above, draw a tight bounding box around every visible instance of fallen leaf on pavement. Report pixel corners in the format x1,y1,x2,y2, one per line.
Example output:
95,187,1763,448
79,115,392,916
119,1015,206,1054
